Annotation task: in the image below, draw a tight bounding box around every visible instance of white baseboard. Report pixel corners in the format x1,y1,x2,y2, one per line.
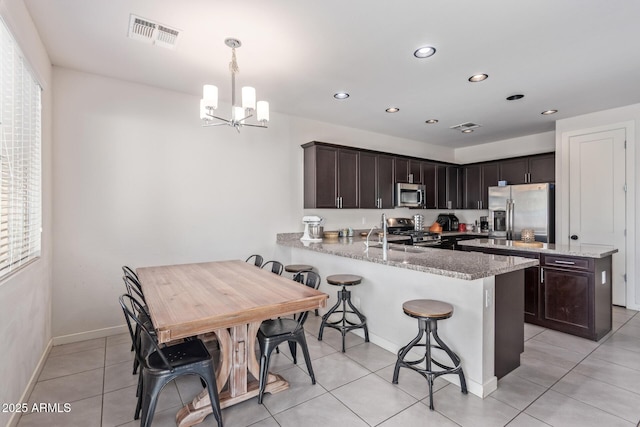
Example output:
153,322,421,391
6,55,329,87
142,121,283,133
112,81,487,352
8,339,53,427
52,324,129,346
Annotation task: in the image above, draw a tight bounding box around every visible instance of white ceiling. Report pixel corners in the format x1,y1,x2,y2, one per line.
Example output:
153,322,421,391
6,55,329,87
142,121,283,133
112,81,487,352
23,0,640,148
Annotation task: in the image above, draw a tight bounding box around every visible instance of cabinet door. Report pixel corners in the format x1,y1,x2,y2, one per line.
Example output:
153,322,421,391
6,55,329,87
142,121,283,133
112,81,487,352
528,154,555,183
446,166,463,209
314,146,338,208
463,165,482,209
338,149,359,208
437,165,448,209
542,268,592,332
423,162,438,209
409,160,422,184
480,162,499,209
378,155,395,208
394,157,409,183
499,157,528,185
359,152,377,209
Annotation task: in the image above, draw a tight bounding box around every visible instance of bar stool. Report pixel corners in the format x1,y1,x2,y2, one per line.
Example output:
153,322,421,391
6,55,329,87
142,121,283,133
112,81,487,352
392,299,467,410
318,274,369,352
285,264,318,315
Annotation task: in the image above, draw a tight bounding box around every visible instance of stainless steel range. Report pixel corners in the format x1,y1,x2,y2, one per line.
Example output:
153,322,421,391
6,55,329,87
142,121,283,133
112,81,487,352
386,217,441,247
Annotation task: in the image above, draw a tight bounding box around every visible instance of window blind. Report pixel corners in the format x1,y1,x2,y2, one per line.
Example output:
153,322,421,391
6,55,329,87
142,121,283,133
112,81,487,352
0,19,42,279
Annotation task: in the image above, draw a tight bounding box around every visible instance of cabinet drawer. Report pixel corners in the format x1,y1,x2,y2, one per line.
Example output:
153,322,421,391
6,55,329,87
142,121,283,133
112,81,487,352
542,255,591,271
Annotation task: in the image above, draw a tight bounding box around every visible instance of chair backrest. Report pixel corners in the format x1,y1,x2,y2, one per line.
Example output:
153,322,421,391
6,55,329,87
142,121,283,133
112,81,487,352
245,254,264,267
119,294,174,371
292,270,321,327
122,265,139,282
261,260,284,275
123,274,146,303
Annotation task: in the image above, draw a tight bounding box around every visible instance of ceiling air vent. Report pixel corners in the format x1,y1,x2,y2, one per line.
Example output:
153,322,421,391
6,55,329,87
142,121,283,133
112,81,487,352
449,122,482,132
127,14,181,50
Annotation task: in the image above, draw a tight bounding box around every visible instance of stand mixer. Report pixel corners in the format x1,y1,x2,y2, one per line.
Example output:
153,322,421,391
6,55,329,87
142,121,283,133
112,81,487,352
301,216,323,242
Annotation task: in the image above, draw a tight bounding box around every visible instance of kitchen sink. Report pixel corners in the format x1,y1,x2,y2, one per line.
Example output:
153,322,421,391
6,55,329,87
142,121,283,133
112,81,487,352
366,242,426,254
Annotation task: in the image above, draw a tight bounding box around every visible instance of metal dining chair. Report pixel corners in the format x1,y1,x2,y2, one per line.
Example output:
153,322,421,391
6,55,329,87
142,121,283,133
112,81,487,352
261,260,284,275
119,294,223,427
256,270,320,404
245,254,264,267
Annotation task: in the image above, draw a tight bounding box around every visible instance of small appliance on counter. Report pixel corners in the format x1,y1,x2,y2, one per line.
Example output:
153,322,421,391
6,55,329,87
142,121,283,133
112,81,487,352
436,213,459,232
301,215,323,242
480,216,489,232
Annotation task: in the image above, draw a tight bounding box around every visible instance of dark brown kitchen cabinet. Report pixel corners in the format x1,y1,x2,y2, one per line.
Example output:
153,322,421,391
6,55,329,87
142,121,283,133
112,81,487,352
359,152,394,209
498,153,555,185
303,142,359,208
438,165,462,209
394,158,422,184
539,254,611,341
422,162,438,209
463,162,498,210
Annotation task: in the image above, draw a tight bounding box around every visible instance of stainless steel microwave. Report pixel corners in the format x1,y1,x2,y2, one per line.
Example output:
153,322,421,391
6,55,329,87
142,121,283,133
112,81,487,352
395,183,426,208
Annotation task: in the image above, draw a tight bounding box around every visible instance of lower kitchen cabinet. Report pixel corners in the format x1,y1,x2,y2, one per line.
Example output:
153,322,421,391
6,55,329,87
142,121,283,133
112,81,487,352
538,254,612,341
461,247,612,341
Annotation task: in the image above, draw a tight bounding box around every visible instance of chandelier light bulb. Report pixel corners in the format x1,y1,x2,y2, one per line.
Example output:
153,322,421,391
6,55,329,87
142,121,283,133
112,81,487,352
202,85,218,109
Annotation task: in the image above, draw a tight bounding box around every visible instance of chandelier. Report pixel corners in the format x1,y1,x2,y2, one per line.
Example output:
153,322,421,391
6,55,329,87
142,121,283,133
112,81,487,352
199,38,269,131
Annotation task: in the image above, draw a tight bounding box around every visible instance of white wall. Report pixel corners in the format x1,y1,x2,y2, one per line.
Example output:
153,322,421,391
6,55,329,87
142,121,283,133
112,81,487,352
0,1,53,426
556,104,640,310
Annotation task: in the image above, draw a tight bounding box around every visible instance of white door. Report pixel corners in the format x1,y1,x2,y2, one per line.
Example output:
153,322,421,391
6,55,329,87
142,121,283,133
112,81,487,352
569,128,626,305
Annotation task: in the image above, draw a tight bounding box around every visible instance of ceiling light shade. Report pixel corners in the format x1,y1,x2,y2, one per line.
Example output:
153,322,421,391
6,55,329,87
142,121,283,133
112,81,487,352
386,107,400,113
334,92,350,99
200,38,268,132
468,74,488,82
414,46,436,58
462,128,474,133
541,109,558,115
241,86,256,110
257,101,269,122
425,119,439,124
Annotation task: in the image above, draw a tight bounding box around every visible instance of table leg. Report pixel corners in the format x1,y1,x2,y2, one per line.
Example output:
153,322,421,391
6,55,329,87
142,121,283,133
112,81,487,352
176,323,289,427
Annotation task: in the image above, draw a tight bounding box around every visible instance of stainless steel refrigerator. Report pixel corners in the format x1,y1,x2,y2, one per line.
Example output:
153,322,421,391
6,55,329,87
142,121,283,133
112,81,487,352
488,183,555,243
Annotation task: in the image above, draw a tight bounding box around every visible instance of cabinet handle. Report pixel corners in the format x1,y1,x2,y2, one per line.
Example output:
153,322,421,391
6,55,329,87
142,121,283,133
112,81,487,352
553,260,575,265
541,268,544,283
409,173,414,184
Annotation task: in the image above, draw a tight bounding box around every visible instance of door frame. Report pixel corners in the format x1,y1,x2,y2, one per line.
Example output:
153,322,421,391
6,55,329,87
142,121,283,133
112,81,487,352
558,120,636,310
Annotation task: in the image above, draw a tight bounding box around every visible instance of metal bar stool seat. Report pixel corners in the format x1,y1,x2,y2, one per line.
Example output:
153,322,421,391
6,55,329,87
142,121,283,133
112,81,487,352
392,299,467,410
318,274,369,352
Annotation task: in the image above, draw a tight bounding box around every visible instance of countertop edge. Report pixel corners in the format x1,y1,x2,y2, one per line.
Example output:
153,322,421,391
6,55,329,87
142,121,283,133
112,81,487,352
458,239,618,258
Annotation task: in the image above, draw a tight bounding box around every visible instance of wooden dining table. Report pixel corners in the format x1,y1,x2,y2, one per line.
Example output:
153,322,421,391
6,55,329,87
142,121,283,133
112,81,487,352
137,259,328,427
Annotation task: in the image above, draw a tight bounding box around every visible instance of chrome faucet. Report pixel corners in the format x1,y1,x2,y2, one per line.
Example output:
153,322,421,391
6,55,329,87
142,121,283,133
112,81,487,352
365,225,378,250
381,213,388,261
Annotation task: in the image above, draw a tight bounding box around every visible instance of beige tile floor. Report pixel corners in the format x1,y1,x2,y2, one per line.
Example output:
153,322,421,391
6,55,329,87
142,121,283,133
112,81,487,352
16,306,640,427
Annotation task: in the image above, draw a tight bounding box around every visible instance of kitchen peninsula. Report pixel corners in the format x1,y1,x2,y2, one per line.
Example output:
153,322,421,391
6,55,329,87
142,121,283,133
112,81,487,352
276,233,539,398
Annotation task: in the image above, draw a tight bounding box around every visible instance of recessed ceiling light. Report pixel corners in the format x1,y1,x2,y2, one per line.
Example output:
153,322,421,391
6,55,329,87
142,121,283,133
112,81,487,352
425,119,439,124
413,46,436,58
461,129,474,133
468,74,488,82
386,107,400,113
506,94,525,101
541,109,558,115
334,92,350,100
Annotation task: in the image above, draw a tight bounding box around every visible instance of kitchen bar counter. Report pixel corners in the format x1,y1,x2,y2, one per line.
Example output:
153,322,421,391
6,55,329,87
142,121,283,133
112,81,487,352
276,232,537,398
277,233,538,280
458,238,617,258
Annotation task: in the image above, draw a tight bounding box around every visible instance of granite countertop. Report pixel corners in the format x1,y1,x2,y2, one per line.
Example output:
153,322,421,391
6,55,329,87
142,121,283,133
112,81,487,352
458,238,617,259
277,233,538,281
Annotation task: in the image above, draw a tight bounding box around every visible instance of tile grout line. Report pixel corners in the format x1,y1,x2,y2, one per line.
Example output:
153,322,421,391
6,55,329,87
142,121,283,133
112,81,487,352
512,313,640,426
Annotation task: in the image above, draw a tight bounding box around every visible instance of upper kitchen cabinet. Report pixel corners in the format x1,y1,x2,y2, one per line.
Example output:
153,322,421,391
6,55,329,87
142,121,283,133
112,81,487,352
463,162,499,209
437,165,462,209
359,152,394,209
499,153,555,185
422,162,438,209
394,158,423,184
303,142,359,208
